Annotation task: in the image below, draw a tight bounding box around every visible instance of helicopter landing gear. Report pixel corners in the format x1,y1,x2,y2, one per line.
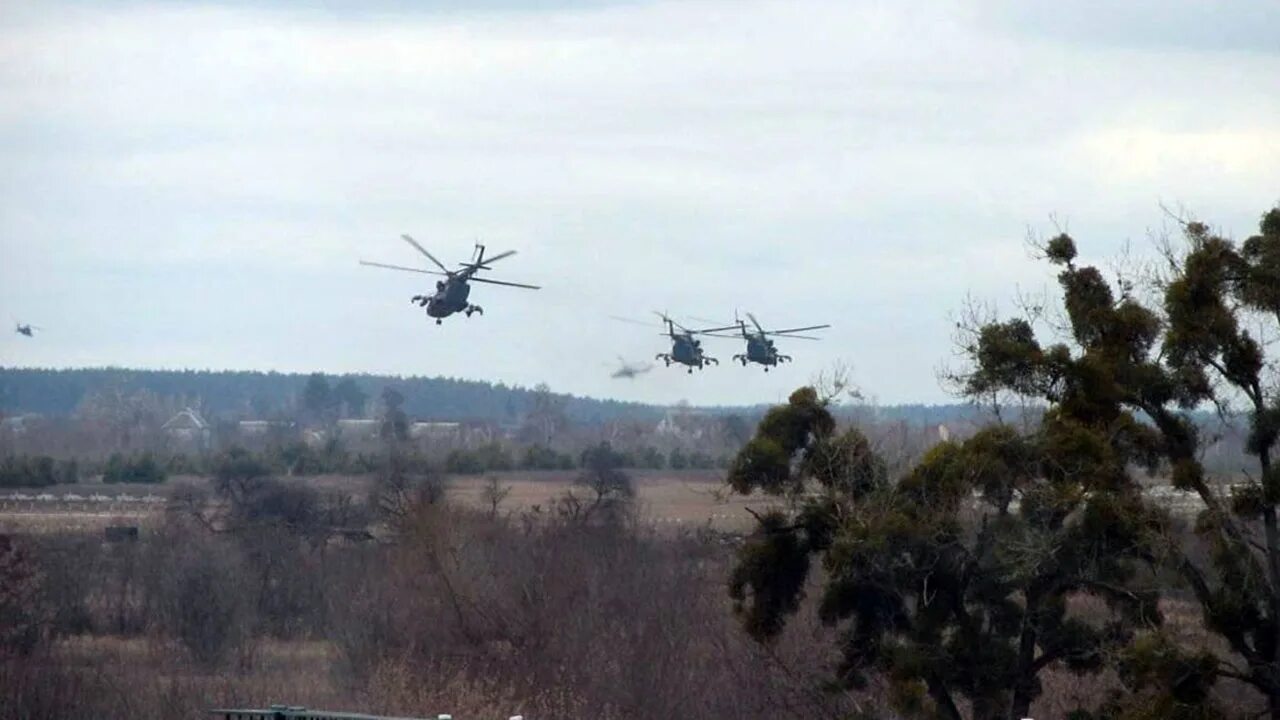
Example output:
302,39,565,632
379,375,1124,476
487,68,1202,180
465,304,484,318
733,354,748,366
656,353,673,367
411,295,430,307
436,318,442,325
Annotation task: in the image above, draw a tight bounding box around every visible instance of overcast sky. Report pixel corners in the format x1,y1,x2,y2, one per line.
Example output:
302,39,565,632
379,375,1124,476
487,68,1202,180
1,0,1277,407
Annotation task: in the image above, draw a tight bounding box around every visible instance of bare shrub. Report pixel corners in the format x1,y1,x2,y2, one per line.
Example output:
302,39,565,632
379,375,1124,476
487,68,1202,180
0,535,46,655
479,475,512,518
146,521,250,668
328,501,865,719
10,496,881,719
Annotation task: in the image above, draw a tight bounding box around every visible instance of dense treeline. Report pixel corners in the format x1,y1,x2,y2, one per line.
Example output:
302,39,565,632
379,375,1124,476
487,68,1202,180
0,366,1008,427
0,367,664,423
0,441,728,487
0,456,78,488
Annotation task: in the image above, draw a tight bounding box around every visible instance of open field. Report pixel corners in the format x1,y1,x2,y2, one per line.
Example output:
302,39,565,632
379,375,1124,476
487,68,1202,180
0,468,1244,536
0,469,771,534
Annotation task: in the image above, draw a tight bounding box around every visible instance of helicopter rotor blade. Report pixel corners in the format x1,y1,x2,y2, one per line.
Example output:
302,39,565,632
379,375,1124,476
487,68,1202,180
686,314,731,327
467,276,541,290
400,234,451,274
746,312,766,335
360,260,448,276
766,324,832,335
768,333,823,340
651,311,678,331
476,249,517,265
460,249,518,272
609,315,656,328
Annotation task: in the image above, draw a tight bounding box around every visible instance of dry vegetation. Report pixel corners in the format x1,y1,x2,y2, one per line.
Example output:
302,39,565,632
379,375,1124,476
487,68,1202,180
3,467,1263,719
0,472,858,720
0,469,766,535
4,481,1258,720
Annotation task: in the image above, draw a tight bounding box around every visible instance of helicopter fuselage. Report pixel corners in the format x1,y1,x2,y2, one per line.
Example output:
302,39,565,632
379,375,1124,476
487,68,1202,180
735,333,790,370
414,277,482,322
428,279,470,316
658,333,718,372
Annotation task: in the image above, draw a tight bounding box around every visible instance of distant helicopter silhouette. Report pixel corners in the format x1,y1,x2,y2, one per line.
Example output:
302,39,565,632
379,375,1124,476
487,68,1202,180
609,356,654,379
360,235,540,324
14,322,40,338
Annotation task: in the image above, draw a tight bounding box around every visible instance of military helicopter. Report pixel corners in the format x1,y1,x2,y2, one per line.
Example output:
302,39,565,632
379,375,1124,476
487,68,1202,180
360,235,540,324
609,356,654,380
713,311,830,371
652,312,722,373
14,322,40,338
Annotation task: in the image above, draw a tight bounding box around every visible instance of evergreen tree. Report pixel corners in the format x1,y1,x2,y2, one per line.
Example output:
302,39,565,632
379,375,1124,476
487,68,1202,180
949,205,1280,717
727,387,1163,719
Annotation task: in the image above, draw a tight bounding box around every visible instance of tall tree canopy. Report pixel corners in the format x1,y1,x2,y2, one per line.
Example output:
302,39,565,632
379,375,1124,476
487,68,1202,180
729,206,1280,719
728,388,1164,720
957,207,1280,718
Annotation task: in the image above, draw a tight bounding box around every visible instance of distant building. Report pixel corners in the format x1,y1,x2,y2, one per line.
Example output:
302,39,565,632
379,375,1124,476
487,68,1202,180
162,408,210,451
336,418,380,440
409,421,462,441
238,419,292,436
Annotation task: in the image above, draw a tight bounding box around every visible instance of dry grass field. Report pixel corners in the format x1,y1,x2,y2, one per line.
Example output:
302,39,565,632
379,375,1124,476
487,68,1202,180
3,468,1268,718
0,469,771,535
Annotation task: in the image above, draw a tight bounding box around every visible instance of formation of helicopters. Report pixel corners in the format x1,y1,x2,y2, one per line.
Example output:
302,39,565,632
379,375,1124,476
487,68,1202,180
360,236,831,376
11,236,830,377
640,311,831,373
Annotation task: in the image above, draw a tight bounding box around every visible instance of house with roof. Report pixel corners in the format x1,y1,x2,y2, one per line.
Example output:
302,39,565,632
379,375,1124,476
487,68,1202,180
162,408,210,451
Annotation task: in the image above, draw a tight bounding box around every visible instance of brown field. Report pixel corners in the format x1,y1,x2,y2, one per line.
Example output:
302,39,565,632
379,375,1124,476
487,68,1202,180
0,469,772,535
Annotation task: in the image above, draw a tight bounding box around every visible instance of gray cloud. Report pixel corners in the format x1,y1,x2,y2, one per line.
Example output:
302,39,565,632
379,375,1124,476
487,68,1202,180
982,0,1280,55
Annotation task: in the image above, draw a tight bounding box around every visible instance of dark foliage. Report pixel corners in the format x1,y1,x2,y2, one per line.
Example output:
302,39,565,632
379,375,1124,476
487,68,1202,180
0,456,76,488
947,205,1280,718
102,453,166,484
0,535,45,655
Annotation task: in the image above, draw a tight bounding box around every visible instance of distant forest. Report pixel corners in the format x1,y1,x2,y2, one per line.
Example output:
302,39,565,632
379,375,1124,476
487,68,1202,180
0,366,992,426
0,367,665,424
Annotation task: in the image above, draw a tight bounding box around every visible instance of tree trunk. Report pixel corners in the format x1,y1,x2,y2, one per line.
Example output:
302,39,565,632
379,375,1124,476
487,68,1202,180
1259,437,1280,720
1010,597,1040,720
927,678,963,720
